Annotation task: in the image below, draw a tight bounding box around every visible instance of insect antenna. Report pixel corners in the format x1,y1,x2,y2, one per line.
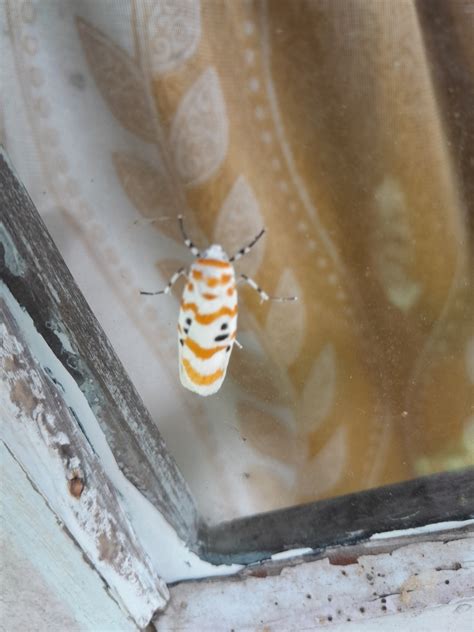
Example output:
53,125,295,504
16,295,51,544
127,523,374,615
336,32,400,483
178,215,201,257
229,228,266,262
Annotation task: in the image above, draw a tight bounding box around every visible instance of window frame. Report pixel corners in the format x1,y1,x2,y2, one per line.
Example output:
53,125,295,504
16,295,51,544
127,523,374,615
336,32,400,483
1,147,473,628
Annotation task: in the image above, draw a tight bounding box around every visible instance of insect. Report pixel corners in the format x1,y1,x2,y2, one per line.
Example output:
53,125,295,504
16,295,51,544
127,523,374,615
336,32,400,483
141,216,297,396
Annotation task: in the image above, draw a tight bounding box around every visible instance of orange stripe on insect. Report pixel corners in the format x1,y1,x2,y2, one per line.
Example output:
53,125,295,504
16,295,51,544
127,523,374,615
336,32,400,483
202,292,218,300
185,337,226,359
196,259,231,268
182,358,224,386
181,302,238,324
206,273,233,288
206,277,219,288
191,269,203,280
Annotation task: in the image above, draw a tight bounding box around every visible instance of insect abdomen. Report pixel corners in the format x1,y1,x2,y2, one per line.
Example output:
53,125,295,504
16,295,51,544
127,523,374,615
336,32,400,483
178,261,237,396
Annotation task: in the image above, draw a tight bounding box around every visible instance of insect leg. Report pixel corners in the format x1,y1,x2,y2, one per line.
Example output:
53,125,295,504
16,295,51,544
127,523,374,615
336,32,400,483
132,216,171,227
238,274,298,303
229,228,266,262
178,215,200,257
140,267,187,296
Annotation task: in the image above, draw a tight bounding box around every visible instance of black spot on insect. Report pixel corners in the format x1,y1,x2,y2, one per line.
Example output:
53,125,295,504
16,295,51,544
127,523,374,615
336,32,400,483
185,318,192,325
226,346,231,352
215,333,229,342
179,339,184,346
221,322,228,330
184,328,189,335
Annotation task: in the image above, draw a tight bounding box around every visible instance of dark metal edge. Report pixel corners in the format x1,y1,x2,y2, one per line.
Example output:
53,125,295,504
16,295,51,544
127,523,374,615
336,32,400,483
198,468,474,564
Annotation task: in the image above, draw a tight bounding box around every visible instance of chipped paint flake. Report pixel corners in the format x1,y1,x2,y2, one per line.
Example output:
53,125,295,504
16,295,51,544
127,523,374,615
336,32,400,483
0,222,27,276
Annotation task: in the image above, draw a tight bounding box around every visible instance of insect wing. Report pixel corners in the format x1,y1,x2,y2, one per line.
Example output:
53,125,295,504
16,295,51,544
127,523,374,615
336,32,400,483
178,269,237,396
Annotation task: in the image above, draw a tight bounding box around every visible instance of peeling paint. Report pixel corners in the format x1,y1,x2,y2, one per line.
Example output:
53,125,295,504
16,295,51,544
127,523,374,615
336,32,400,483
1,281,242,584
0,221,26,276
55,329,75,355
158,537,474,630
371,518,474,540
271,547,313,561
1,443,136,631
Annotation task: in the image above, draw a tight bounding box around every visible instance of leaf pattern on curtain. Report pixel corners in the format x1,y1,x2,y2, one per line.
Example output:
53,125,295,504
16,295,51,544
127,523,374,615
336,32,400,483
371,177,422,312
76,17,156,142
170,67,228,186
298,343,337,434
264,268,305,367
298,425,348,498
237,401,296,465
112,152,177,231
214,175,265,277
228,329,293,406
144,0,201,76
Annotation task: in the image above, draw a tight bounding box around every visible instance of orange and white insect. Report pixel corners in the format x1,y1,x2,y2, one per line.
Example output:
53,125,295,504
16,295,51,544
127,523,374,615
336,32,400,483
141,216,297,396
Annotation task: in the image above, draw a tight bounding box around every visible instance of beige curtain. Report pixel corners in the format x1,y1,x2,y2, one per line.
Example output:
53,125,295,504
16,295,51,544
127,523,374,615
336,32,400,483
3,0,473,522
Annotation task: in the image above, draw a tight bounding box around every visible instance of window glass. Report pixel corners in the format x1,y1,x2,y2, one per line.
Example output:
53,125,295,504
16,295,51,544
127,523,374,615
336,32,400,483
5,0,473,525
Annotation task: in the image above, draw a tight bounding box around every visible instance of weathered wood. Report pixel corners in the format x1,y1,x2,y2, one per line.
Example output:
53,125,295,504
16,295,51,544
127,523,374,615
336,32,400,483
1,442,138,631
0,293,169,626
200,468,474,563
0,147,197,541
157,533,474,631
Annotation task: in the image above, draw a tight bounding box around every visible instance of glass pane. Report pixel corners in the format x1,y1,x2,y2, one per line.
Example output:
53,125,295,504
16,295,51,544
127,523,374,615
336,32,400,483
5,0,473,525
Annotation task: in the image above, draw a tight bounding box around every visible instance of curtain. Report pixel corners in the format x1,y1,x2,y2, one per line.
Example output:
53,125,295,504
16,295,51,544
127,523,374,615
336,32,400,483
3,0,473,523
